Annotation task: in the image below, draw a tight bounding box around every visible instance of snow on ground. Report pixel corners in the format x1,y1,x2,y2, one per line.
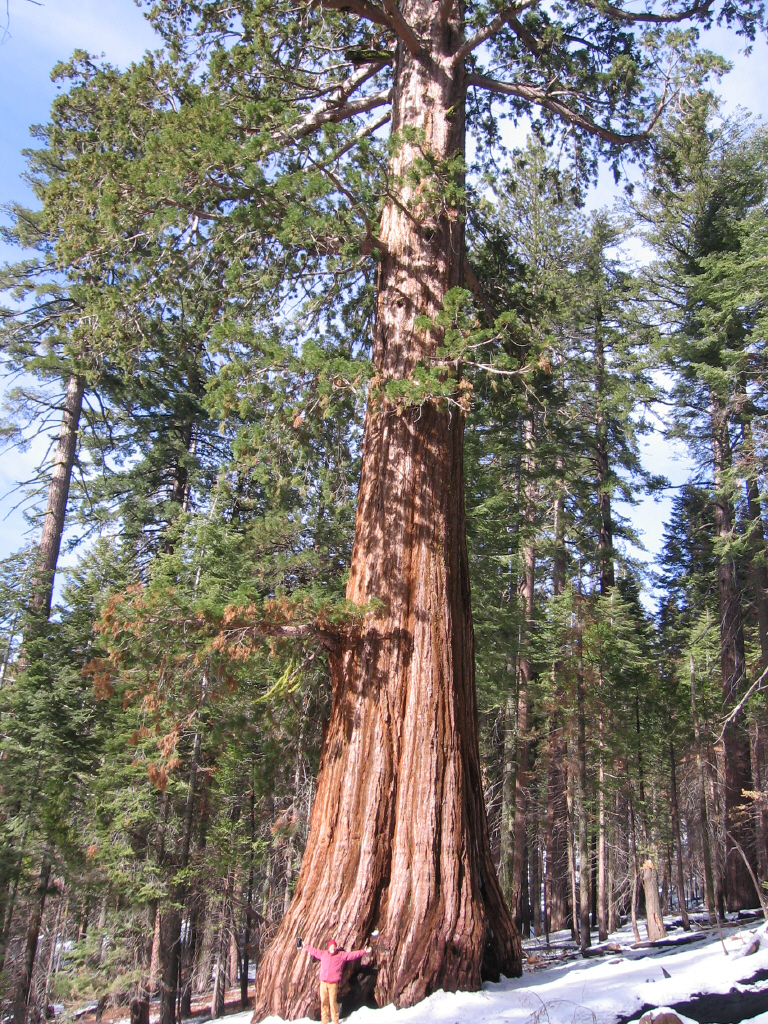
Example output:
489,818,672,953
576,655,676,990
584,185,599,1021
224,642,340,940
242,913,768,1024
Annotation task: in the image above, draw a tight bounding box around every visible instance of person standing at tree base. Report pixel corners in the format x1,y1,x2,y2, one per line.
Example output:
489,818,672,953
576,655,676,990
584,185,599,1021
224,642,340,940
297,937,372,1024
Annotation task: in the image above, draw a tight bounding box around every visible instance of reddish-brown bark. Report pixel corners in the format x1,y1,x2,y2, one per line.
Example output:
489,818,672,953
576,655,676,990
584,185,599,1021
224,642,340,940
251,2,521,1015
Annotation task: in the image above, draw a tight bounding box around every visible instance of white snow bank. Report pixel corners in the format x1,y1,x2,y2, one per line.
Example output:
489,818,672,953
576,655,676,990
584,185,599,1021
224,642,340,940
246,917,768,1024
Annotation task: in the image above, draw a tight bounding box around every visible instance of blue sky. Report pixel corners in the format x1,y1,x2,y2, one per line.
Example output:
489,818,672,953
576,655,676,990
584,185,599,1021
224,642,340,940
1,2,767,598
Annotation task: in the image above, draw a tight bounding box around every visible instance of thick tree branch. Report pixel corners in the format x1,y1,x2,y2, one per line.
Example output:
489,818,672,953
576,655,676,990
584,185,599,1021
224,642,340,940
316,110,392,168
382,0,425,55
312,0,392,29
462,255,496,320
452,8,519,67
314,0,424,54
293,82,392,140
508,15,543,56
467,73,664,144
587,0,713,24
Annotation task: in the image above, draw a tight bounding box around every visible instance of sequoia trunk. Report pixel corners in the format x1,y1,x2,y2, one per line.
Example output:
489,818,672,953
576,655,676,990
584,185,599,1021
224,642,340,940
252,4,520,1018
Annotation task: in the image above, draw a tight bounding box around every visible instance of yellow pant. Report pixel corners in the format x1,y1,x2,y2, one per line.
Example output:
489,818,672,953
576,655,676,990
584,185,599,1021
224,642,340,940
319,980,339,1024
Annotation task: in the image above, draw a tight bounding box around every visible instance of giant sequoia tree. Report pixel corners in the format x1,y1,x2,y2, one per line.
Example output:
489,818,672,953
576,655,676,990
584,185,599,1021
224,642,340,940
3,0,763,1017
136,0,768,1018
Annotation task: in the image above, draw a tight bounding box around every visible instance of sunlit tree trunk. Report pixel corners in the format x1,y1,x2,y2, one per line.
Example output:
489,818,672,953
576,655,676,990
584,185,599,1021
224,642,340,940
29,375,84,619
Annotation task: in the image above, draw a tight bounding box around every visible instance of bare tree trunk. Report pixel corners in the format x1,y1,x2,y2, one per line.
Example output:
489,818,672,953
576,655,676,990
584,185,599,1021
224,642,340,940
669,740,690,931
545,728,570,933
530,836,542,937
567,753,579,943
149,906,161,997
710,396,756,910
241,786,256,1010
499,688,516,904
742,420,768,670
29,375,84,619
12,847,53,1024
252,9,520,1014
510,414,536,922
628,784,641,945
750,722,768,885
594,311,612,947
212,875,234,1021
607,807,618,934
182,790,209,1017
545,479,570,934
576,591,591,951
640,859,667,941
159,733,200,1024
690,653,717,925
43,889,64,1011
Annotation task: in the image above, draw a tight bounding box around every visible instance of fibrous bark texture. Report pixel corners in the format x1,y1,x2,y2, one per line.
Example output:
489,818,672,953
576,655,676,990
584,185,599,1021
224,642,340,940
640,860,666,942
252,3,521,1016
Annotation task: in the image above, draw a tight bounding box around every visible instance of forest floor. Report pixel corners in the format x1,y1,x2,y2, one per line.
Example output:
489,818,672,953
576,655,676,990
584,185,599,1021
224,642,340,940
96,910,768,1024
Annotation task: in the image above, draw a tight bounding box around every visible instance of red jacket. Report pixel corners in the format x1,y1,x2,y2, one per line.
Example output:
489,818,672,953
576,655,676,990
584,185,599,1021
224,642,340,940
304,946,368,983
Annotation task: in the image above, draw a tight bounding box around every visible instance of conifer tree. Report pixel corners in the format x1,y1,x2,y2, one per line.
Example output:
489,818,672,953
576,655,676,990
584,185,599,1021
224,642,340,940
638,104,768,908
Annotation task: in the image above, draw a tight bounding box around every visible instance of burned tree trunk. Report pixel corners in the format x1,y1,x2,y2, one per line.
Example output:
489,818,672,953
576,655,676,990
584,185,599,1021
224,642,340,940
252,4,520,1016
29,375,84,620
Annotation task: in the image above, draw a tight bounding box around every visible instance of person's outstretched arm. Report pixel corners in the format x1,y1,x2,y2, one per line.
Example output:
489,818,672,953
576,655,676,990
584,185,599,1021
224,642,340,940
303,945,323,960
342,946,372,962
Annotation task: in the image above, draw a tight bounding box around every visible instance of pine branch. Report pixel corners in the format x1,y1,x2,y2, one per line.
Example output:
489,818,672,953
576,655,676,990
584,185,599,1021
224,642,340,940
312,0,392,29
292,89,392,140
452,6,529,67
313,0,424,55
466,73,665,145
291,63,392,139
585,0,714,25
